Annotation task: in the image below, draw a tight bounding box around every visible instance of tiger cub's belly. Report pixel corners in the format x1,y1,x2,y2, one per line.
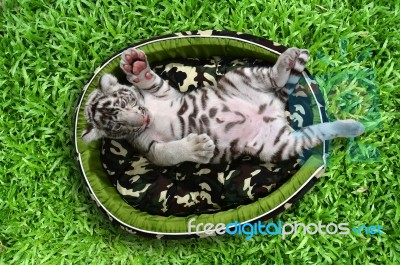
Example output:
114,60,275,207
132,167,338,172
146,94,283,152
209,98,282,150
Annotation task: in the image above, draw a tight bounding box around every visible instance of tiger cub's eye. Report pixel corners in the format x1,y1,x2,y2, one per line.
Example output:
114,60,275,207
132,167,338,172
120,101,126,108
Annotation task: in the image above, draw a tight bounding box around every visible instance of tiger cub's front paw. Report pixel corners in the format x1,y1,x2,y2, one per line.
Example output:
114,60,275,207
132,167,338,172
120,48,154,85
185,133,215,164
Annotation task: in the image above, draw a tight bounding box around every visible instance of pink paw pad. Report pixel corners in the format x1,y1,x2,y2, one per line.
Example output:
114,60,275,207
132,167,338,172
132,61,147,75
121,49,146,70
120,48,155,82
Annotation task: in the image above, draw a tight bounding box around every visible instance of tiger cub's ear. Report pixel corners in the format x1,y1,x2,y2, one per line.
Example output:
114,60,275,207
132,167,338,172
99,74,118,93
81,123,103,143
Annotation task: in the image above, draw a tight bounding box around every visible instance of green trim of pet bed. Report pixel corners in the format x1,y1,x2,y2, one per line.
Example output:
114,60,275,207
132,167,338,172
74,30,327,238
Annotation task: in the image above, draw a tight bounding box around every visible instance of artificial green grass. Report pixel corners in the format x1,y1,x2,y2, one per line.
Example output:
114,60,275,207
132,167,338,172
1,0,399,264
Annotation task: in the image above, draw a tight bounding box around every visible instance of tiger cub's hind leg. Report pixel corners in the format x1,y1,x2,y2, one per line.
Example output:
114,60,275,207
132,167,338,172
257,119,365,162
271,48,310,88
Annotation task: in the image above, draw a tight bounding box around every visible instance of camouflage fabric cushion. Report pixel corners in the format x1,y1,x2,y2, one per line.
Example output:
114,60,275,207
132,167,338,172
101,57,314,216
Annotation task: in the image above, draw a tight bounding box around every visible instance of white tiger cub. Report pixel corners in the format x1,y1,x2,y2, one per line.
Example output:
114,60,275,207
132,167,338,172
82,48,364,166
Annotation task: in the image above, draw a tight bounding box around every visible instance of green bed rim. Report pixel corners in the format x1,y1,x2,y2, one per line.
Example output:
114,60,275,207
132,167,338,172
73,30,328,238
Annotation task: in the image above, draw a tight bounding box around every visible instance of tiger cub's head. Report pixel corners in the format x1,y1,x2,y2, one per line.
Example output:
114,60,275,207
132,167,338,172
81,73,152,142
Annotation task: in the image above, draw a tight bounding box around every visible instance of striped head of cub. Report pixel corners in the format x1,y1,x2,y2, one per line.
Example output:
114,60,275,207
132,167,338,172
82,74,153,142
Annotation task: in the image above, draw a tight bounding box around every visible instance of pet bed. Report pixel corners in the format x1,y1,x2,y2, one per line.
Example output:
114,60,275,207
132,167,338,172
74,30,328,239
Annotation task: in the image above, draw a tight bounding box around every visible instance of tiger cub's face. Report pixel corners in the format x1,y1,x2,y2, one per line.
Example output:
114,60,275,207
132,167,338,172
82,74,152,142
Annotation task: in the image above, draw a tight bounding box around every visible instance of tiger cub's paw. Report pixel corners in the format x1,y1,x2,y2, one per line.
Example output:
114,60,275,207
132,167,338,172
120,48,154,84
280,48,310,73
185,133,215,164
335,119,365,138
294,49,310,72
